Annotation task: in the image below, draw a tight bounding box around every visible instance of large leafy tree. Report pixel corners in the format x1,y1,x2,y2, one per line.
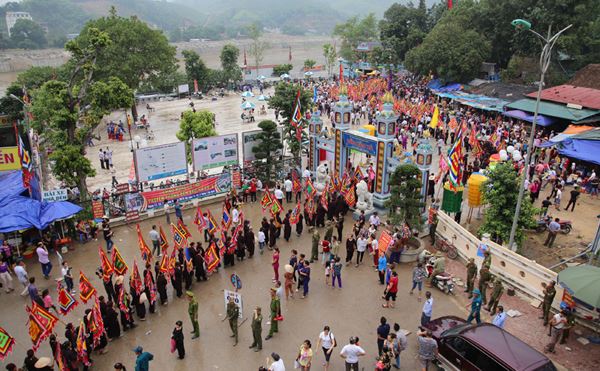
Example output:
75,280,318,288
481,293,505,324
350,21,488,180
272,64,293,76
322,43,337,77
379,1,430,64
0,84,25,121
480,163,538,249
405,20,491,82
252,120,283,184
220,44,242,85
333,13,378,62
386,164,424,230
176,110,217,163
10,18,47,49
71,7,177,119
267,82,312,166
182,50,211,92
30,28,133,200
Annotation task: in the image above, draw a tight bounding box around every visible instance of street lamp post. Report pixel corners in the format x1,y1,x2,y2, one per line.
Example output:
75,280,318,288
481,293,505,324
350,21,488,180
507,20,572,250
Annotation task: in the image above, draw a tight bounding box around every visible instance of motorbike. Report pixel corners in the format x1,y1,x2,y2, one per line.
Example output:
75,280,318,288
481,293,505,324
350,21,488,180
535,216,572,234
426,256,455,295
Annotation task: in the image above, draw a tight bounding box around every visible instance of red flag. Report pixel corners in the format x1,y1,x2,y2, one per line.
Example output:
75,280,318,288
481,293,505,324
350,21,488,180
448,0,453,9
28,302,58,335
0,327,15,361
98,246,113,281
159,225,169,251
57,282,78,316
206,209,218,234
144,270,157,305
90,296,106,347
205,241,220,273
193,206,206,232
111,246,129,275
305,178,316,197
320,190,328,211
177,219,192,239
54,339,68,371
260,189,274,209
289,202,301,224
159,253,170,277
132,261,144,296
118,286,131,321
136,224,152,262
27,311,45,351
79,271,96,303
76,319,90,366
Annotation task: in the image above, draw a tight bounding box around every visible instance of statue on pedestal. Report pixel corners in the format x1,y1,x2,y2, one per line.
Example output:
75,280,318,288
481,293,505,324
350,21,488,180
355,179,374,212
314,163,330,194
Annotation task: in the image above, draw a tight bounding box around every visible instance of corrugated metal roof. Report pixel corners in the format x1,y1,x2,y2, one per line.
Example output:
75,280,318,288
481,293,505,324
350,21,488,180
527,84,600,110
506,98,600,123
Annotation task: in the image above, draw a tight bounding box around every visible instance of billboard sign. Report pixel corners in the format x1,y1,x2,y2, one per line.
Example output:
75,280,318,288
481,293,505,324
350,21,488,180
134,142,188,182
192,134,239,170
0,146,20,171
42,189,68,202
241,128,283,161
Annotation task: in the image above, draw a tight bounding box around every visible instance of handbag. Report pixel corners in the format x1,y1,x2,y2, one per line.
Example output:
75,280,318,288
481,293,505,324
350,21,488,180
170,338,176,353
139,292,148,304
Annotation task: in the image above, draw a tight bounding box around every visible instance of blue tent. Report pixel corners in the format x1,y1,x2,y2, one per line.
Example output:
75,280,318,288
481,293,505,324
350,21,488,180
0,170,82,233
557,139,600,165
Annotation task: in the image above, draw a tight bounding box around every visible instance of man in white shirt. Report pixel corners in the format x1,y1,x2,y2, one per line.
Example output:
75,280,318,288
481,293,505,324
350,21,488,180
302,167,311,181
13,260,29,296
274,186,284,205
284,178,293,203
149,225,161,256
340,336,365,371
421,291,433,326
268,352,285,371
356,236,367,267
369,212,380,229
232,205,240,225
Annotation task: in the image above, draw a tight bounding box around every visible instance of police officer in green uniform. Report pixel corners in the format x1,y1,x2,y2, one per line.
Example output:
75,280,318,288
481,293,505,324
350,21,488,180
485,278,503,314
249,306,263,351
482,249,492,269
187,291,199,339
324,220,334,243
311,229,320,263
226,296,239,346
265,288,280,340
478,267,491,305
465,258,478,296
540,280,556,326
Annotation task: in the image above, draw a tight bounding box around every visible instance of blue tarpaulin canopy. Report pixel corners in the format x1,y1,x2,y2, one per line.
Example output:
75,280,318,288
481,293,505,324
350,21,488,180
503,110,556,127
557,139,600,166
0,170,82,233
434,91,509,112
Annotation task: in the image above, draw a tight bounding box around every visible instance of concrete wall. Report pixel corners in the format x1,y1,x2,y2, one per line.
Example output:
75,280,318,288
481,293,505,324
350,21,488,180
436,211,598,329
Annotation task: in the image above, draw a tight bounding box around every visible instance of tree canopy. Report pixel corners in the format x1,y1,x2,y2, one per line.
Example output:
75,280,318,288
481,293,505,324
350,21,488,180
333,14,378,62
252,119,283,184
10,18,47,49
386,164,424,230
220,44,242,84
322,43,337,77
176,110,217,163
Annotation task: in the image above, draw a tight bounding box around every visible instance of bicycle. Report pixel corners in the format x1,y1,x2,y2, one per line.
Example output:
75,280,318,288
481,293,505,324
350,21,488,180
435,235,459,260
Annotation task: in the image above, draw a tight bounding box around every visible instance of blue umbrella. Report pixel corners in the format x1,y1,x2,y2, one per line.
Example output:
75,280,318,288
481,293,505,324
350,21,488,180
304,71,314,77
241,101,256,110
257,75,267,80
257,95,268,101
241,91,254,97
280,73,290,79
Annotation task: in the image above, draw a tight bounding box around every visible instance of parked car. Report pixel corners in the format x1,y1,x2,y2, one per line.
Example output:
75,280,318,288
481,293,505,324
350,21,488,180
425,316,556,371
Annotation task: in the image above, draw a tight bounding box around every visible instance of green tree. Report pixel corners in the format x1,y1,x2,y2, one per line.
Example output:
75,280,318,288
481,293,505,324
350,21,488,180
252,120,283,184
247,23,268,74
333,13,378,62
71,7,177,120
405,20,491,82
267,82,312,165
379,2,429,64
30,28,133,200
272,64,293,76
138,70,187,94
16,66,63,91
176,110,217,163
386,164,424,230
182,50,210,92
303,59,317,70
479,163,538,249
10,18,47,49
322,43,337,77
0,84,25,121
220,43,242,85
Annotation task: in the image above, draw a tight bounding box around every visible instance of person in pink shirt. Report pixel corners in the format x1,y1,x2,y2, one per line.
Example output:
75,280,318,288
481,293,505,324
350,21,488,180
42,289,57,313
36,242,52,279
272,248,280,282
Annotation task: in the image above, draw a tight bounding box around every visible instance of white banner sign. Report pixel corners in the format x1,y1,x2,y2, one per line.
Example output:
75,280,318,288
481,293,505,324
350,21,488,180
178,84,189,94
241,128,283,161
42,189,68,202
192,134,239,171
134,141,188,182
223,289,243,318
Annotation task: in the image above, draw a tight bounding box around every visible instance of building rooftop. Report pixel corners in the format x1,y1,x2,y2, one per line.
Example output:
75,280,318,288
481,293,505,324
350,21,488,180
526,84,600,110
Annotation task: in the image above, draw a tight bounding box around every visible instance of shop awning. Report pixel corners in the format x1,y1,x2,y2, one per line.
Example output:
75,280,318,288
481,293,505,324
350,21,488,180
557,139,600,165
503,110,555,126
505,99,600,123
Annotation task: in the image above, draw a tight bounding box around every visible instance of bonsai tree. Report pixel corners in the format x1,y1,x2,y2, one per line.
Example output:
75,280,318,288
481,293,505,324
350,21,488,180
386,164,424,231
252,120,283,184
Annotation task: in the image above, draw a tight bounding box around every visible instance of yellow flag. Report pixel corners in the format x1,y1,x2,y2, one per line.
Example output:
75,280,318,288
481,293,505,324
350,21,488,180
429,105,439,129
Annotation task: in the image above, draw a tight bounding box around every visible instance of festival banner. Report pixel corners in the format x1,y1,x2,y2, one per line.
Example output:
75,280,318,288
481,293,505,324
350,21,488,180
144,270,157,305
131,261,144,296
205,242,220,273
140,173,232,210
193,206,206,232
260,189,274,209
118,283,131,322
159,225,169,250
222,206,231,230
90,297,106,347
159,253,170,277
177,219,192,238
57,282,78,316
27,312,45,351
112,246,129,275
305,179,316,197
378,230,393,255
184,246,194,273
76,319,91,366
98,246,114,280
289,202,301,224
171,222,186,247
79,271,96,303
206,210,218,235
0,327,15,360
136,224,152,262
54,340,67,371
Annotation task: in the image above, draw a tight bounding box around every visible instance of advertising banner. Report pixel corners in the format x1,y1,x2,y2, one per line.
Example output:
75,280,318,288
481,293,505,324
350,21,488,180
342,132,377,156
134,142,188,182
192,134,239,170
92,201,105,219
0,147,20,171
241,128,283,161
140,173,231,210
42,189,68,202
